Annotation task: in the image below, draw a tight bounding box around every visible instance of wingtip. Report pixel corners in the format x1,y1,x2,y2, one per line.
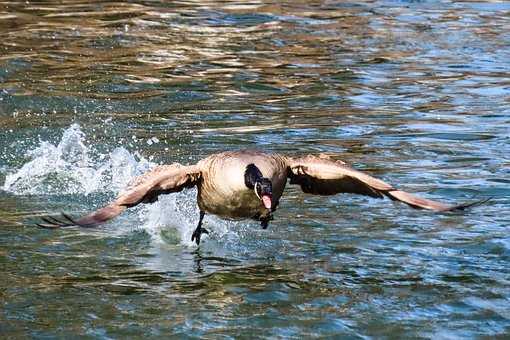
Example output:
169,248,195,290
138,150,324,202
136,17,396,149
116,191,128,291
35,213,85,229
449,197,493,211
36,223,60,229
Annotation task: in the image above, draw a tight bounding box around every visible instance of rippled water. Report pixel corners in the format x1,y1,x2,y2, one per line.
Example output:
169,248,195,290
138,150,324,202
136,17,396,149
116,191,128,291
1,1,509,338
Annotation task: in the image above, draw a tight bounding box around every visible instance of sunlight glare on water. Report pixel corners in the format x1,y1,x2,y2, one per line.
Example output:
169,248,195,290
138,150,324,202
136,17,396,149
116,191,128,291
0,0,509,338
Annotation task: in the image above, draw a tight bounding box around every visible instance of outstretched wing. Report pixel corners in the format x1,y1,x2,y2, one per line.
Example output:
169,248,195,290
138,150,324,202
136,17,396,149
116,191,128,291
37,163,201,228
286,154,479,212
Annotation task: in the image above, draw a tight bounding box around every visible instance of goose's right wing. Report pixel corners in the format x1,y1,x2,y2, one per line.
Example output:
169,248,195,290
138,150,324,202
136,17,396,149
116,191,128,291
37,163,201,228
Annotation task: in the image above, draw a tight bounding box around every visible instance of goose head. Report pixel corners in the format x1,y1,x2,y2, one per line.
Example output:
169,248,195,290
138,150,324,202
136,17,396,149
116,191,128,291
244,163,272,210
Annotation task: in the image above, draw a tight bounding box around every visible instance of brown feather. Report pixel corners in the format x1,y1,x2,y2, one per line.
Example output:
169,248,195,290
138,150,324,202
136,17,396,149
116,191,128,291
71,204,127,226
384,190,453,211
287,155,392,197
37,150,482,231
38,163,201,228
286,154,461,211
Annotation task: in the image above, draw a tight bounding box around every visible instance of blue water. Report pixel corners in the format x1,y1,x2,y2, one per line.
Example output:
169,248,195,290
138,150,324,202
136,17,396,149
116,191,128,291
0,1,509,338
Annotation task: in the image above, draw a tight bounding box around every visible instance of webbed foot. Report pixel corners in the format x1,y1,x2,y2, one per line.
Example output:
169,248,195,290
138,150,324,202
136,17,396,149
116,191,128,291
191,211,207,245
260,215,273,229
191,227,209,245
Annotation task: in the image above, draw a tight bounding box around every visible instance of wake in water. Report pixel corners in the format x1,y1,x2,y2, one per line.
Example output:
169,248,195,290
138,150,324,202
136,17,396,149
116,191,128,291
2,124,237,247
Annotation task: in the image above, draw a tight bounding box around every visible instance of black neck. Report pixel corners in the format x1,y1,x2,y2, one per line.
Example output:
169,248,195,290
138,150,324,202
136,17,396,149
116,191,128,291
244,163,263,189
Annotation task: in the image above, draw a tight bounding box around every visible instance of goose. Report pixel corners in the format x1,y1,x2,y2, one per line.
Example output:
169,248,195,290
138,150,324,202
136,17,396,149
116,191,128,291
37,150,482,245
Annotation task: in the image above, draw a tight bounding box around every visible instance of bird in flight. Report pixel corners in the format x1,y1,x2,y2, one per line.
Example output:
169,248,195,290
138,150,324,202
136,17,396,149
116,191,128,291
37,150,482,245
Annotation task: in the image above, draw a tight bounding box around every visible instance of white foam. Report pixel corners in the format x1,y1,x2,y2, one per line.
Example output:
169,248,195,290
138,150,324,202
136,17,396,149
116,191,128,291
2,124,150,195
1,124,240,247
139,189,240,247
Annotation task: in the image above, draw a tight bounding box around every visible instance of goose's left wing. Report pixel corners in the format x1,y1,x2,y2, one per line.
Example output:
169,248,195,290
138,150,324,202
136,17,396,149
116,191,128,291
286,154,479,211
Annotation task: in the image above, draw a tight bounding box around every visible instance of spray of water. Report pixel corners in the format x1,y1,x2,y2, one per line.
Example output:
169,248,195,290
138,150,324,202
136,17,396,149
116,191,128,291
2,124,237,247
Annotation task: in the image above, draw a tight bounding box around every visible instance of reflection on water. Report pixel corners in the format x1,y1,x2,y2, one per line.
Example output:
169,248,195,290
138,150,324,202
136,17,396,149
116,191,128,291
1,0,509,338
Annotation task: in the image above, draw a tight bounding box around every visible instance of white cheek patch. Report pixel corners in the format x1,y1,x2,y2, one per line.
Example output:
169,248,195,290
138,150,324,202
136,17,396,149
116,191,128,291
254,182,262,200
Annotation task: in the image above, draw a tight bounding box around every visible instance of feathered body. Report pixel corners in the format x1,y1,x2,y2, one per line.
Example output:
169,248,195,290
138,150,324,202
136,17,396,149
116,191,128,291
196,151,288,219
38,150,482,245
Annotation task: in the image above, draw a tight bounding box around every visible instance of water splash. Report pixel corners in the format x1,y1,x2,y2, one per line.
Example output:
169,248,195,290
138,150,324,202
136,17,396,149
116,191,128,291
2,124,238,247
140,191,241,248
3,124,150,195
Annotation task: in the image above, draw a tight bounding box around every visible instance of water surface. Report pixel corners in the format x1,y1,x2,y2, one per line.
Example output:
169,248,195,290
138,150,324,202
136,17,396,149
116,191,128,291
1,0,509,338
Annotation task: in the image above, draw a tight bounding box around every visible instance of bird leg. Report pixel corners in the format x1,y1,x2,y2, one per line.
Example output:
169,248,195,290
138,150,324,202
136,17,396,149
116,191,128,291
191,210,208,245
260,214,273,229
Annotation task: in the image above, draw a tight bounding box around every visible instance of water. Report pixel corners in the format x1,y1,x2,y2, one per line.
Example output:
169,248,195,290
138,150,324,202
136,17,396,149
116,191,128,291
1,0,509,338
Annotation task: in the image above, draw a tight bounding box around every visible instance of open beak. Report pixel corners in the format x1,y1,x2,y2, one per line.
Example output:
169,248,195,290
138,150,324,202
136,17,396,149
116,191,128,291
262,195,272,210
